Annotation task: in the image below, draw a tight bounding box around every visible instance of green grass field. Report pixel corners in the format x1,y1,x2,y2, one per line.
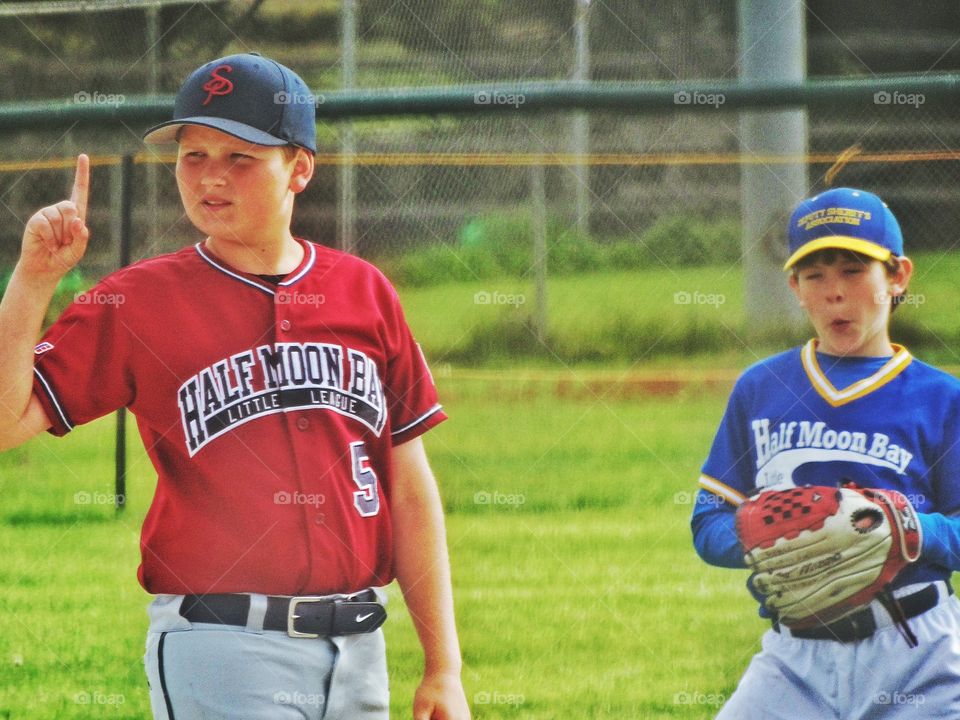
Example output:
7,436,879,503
0,372,756,719
397,252,960,369
4,255,960,718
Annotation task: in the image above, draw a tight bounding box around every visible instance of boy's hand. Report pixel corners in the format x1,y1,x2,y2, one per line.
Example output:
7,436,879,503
413,671,470,720
19,154,90,283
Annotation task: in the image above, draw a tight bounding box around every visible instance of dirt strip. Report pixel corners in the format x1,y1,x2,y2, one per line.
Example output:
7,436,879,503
438,368,742,400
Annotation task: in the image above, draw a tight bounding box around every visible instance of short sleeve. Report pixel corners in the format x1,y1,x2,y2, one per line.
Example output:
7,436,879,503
692,377,754,566
699,375,755,503
380,286,446,445
32,280,134,436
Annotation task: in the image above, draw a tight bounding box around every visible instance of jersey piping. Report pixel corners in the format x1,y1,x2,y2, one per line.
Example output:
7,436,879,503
278,242,317,286
699,474,747,507
801,339,912,407
193,239,317,295
391,404,444,437
33,367,73,431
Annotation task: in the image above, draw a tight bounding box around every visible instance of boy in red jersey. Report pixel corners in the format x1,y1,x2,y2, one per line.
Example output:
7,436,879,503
0,53,469,720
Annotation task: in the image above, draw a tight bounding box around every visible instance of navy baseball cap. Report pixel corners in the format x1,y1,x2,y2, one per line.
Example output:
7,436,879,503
143,53,317,153
784,187,903,270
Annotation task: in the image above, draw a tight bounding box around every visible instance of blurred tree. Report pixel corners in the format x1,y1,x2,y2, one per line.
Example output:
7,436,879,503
807,0,960,74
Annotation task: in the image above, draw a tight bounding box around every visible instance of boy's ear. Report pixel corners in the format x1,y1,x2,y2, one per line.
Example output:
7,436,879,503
289,149,315,194
890,256,913,295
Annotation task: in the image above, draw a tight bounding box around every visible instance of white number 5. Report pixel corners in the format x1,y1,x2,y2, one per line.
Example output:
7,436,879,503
350,441,380,517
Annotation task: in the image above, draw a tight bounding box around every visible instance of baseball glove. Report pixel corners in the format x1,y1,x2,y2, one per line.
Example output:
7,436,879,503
735,484,922,639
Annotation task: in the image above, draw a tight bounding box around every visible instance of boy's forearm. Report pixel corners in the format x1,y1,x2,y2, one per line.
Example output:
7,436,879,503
391,438,464,676
691,492,748,569
0,264,57,432
393,480,463,675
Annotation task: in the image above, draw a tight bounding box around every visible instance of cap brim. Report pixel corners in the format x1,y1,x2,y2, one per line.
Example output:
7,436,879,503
143,117,288,147
783,236,893,270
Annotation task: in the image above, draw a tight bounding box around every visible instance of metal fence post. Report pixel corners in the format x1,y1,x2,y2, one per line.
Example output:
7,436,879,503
572,0,592,238
738,0,807,331
114,154,134,511
531,161,548,345
339,0,357,253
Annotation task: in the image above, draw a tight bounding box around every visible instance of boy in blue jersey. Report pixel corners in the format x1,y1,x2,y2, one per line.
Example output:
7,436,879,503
692,187,960,719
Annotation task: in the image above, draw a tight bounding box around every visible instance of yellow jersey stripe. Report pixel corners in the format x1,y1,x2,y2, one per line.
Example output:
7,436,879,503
801,339,912,407
698,474,747,507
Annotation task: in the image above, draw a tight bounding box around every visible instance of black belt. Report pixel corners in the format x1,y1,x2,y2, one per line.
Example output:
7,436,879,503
774,583,950,642
179,589,386,638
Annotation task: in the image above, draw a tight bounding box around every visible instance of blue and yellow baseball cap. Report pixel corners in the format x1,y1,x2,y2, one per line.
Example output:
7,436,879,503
784,187,903,270
143,53,317,153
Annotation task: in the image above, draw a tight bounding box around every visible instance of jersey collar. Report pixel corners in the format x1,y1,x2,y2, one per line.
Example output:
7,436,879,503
194,238,317,296
801,338,912,407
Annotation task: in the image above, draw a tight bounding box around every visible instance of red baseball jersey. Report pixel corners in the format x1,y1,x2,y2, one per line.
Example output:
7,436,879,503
32,239,446,596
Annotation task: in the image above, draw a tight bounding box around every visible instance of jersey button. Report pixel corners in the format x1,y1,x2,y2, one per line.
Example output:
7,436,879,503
280,319,292,332
296,417,310,431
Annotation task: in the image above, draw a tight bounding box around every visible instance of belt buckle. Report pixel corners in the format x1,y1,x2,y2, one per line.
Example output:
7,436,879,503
287,596,329,639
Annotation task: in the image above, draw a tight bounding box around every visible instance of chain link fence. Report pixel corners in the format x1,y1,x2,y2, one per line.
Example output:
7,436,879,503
3,106,957,268
1,2,959,361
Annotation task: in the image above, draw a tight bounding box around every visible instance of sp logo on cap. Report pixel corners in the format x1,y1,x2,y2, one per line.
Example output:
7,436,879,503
143,53,318,152
201,65,234,106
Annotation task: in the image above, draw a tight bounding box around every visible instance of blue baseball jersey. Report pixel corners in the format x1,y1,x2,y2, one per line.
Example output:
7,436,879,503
694,339,960,592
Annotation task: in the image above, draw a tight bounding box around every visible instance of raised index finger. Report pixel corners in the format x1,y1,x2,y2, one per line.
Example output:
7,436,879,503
70,153,89,222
